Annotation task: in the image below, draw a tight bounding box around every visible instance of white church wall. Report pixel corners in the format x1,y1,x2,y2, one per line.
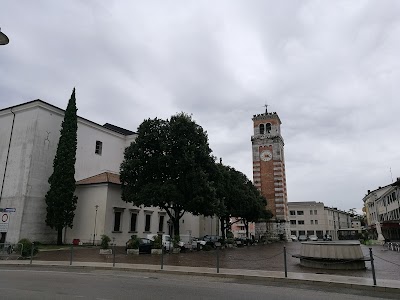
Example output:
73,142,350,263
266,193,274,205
66,184,108,245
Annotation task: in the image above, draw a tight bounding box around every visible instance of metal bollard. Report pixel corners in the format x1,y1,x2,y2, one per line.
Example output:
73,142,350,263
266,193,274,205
216,247,220,273
70,244,73,266
369,248,377,286
161,247,164,270
113,242,116,267
30,242,34,265
284,246,287,278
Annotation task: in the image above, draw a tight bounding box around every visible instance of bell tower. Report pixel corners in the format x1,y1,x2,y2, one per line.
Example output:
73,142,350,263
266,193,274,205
251,106,289,237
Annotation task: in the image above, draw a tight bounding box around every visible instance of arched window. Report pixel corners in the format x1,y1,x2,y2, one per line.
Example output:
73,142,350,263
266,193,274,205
259,124,264,134
266,123,271,133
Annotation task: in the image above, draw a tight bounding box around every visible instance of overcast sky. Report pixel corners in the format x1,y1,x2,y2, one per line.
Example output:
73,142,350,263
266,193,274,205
1,1,400,213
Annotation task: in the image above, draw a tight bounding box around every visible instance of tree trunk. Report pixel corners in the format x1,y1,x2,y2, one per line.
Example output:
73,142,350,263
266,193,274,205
173,217,180,237
244,220,249,238
57,226,63,245
220,218,225,239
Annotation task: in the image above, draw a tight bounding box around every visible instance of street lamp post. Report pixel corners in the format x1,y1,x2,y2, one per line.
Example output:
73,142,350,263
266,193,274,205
93,205,99,245
0,28,9,45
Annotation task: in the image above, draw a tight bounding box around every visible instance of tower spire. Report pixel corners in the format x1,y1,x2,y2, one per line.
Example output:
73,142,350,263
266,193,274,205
264,104,269,114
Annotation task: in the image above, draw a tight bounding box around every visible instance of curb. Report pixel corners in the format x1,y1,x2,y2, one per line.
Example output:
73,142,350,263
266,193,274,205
1,261,399,294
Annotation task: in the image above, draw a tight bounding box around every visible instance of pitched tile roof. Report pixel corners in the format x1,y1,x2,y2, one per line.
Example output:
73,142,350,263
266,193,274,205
76,172,121,185
103,123,136,136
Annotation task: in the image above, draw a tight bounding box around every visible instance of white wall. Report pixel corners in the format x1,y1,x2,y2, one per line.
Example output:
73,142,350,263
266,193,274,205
0,101,135,243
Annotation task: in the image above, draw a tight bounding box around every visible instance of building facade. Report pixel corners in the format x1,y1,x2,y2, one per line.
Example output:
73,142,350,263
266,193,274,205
230,218,255,239
251,107,289,238
288,201,354,240
363,179,400,240
0,100,219,245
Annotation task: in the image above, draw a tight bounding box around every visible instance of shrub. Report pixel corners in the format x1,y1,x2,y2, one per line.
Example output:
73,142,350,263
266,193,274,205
173,235,181,248
152,235,162,249
100,235,111,249
17,238,39,258
126,235,140,249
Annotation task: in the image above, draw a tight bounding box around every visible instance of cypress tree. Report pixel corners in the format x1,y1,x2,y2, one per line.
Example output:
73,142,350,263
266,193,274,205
45,88,78,245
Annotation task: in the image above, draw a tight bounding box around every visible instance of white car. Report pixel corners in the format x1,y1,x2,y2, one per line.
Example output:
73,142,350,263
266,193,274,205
309,235,318,241
290,235,298,241
191,238,206,250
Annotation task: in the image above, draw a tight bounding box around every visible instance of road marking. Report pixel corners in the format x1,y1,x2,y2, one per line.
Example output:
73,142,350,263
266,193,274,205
0,269,151,279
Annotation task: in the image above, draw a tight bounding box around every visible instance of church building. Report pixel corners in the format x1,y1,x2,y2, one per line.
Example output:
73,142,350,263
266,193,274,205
0,99,219,245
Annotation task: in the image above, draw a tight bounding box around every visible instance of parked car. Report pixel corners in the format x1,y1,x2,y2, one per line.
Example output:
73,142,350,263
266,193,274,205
234,237,247,247
137,238,153,254
191,237,206,250
298,235,308,241
147,234,175,250
125,238,153,254
290,235,298,241
178,235,193,252
323,234,332,241
309,235,318,241
203,235,221,248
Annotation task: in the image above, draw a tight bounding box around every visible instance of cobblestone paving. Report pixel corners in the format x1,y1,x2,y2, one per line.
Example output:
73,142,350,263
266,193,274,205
33,242,400,280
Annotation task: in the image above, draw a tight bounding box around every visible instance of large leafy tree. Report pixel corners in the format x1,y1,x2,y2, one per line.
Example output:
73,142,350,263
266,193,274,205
45,89,78,245
120,113,218,236
215,163,271,238
237,181,272,238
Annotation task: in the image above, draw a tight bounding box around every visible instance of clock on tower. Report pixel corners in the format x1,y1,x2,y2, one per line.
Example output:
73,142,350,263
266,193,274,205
251,106,288,237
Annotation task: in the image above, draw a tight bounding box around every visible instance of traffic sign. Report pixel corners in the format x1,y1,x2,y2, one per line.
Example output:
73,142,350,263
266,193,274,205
0,212,10,232
0,208,16,213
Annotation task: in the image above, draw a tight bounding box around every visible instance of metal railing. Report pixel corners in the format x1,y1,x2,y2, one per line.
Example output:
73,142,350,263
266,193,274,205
0,243,23,260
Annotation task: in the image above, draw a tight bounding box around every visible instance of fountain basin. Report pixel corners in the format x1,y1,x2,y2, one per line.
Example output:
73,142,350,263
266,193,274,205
293,241,367,270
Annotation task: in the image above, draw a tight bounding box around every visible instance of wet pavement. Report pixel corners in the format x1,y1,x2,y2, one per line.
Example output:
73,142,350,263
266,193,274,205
32,242,400,280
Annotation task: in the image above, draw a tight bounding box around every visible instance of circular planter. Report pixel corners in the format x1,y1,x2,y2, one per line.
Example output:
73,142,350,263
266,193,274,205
295,241,366,270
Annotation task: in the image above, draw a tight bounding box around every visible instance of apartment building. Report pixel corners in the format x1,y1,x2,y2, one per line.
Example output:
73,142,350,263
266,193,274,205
363,179,400,240
288,201,353,240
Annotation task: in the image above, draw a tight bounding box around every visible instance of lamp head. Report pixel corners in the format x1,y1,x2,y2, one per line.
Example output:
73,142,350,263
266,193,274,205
0,28,9,45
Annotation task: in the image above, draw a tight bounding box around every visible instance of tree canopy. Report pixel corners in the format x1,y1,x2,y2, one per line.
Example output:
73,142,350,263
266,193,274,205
45,88,78,245
120,113,218,236
214,163,271,238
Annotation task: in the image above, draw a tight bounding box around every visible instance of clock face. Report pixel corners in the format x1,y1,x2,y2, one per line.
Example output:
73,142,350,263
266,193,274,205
260,150,272,161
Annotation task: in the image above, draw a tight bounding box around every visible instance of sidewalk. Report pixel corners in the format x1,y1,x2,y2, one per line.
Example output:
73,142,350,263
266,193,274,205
1,259,399,294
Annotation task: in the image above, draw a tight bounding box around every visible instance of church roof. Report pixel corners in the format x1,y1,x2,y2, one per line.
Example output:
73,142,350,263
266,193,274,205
76,172,121,185
103,123,135,136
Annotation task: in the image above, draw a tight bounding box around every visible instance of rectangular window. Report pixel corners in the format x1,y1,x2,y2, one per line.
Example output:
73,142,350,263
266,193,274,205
297,211,304,215
144,214,151,232
290,220,296,225
158,215,165,232
114,211,122,232
310,220,314,225
307,230,314,236
298,220,304,225
314,210,317,215
310,210,313,215
291,231,297,235
290,210,295,215
95,140,103,155
299,230,305,235
130,213,137,232
315,220,318,225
